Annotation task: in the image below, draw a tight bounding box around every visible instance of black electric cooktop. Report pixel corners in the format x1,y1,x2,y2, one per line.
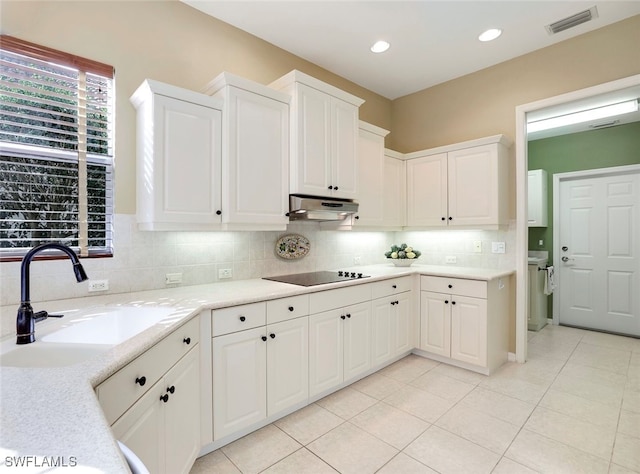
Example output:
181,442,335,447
263,270,370,287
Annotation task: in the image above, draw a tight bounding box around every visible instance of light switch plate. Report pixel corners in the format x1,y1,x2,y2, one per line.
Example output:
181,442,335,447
219,268,232,279
491,242,506,254
473,241,482,253
445,256,457,264
165,273,183,285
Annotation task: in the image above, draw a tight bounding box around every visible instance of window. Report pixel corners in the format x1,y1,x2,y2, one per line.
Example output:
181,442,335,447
0,35,114,260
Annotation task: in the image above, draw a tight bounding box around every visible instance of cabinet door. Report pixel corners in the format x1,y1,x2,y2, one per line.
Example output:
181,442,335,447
384,156,406,228
266,317,309,415
213,327,267,439
406,153,448,227
309,309,343,397
450,295,488,367
447,144,498,226
354,128,385,226
111,379,164,474
420,291,451,357
331,98,359,198
528,169,548,227
164,348,200,474
393,292,412,356
224,87,289,226
343,302,372,381
150,94,222,225
371,296,394,367
294,83,332,196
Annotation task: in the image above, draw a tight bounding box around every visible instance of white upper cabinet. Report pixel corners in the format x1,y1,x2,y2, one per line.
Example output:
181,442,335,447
405,135,511,228
528,169,548,227
383,150,406,228
270,70,364,199
205,72,291,229
131,80,224,231
353,121,389,227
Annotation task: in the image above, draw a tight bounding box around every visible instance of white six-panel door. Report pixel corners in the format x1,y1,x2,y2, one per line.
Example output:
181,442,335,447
558,170,640,336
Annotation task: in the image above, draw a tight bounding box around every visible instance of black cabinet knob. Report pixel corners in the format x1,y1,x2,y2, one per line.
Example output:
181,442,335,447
216,210,222,215
448,284,453,289
452,301,456,305
183,337,191,345
390,301,396,306
340,315,346,320
448,216,453,220
355,215,359,220
395,300,399,305
167,385,175,394
328,185,334,190
288,306,294,312
261,336,267,341
160,394,169,403
445,300,449,304
346,313,351,318
270,333,276,339
135,376,146,386
334,186,339,191
441,217,446,221
239,316,246,322
392,284,397,289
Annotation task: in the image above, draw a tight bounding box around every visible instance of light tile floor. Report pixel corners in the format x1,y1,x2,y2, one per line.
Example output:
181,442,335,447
191,325,640,473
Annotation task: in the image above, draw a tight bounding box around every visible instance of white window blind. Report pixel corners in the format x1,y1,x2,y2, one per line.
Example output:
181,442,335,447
0,36,114,260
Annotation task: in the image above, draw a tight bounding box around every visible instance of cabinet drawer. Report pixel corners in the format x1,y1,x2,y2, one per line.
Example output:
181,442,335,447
267,294,309,324
421,275,486,299
309,284,372,314
212,302,266,337
97,315,199,425
371,277,413,299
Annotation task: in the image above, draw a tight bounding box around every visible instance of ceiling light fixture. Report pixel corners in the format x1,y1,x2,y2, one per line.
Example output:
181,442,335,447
370,40,390,53
478,28,502,42
527,100,639,133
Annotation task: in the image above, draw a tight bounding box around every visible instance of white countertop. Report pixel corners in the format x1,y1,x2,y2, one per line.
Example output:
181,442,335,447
0,264,514,472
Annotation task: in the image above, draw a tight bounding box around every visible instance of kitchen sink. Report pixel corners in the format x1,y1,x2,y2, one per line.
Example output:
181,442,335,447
0,343,109,368
41,306,176,345
1,306,177,368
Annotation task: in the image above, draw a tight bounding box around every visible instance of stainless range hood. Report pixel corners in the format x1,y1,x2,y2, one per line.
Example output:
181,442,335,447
288,194,358,221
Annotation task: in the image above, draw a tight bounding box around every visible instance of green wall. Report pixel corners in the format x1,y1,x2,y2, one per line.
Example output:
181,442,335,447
528,121,640,316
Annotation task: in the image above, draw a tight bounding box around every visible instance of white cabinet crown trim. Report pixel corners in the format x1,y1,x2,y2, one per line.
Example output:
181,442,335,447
203,71,291,105
130,79,224,110
359,120,389,137
269,69,365,107
403,134,512,160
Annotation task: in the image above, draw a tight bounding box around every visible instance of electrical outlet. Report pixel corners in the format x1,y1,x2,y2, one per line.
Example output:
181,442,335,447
165,273,182,285
88,279,109,292
445,256,457,264
473,241,482,253
219,268,232,279
492,242,506,254
539,239,544,246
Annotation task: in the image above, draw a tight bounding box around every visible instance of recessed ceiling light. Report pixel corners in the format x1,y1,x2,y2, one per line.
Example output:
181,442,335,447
478,28,502,42
370,40,390,53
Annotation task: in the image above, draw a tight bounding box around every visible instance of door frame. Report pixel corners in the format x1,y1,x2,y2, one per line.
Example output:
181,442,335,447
515,73,640,363
552,164,640,325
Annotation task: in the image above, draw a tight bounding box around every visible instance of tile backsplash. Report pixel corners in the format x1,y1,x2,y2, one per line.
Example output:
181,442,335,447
0,215,515,306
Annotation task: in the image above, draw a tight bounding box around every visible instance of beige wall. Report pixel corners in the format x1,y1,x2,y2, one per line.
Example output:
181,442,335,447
389,15,640,152
0,0,392,214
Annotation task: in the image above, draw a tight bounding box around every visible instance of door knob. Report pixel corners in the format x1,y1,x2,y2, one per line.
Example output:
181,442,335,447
562,246,568,252
561,256,572,262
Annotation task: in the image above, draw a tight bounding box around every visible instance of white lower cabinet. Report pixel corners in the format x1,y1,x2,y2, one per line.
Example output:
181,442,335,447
372,292,412,366
309,301,371,397
111,347,200,474
419,275,509,374
212,299,309,440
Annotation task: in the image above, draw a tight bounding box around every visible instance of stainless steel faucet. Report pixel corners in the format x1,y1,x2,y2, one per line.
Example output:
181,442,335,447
16,243,89,344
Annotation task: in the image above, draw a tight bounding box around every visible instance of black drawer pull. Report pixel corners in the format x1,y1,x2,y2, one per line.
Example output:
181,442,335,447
239,316,246,322
288,306,294,312
346,314,351,319
340,315,346,320
160,394,169,403
135,376,146,386
261,336,267,341
448,284,453,289
270,333,276,339
392,284,397,289
167,385,175,394
183,337,191,345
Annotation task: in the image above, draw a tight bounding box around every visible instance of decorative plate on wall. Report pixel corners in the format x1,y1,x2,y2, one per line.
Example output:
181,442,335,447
276,234,310,260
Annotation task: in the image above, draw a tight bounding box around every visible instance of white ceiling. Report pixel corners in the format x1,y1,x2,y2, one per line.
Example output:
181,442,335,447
181,1,640,100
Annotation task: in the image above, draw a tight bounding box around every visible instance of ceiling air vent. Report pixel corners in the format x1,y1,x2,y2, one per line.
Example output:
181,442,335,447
546,6,598,35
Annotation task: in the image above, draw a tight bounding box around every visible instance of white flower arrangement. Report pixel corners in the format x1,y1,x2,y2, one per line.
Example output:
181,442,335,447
385,243,421,260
